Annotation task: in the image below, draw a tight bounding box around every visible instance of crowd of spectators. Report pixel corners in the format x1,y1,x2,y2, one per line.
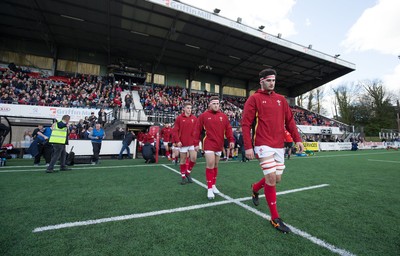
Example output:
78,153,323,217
1,64,344,130
291,106,346,129
0,66,124,109
139,84,242,126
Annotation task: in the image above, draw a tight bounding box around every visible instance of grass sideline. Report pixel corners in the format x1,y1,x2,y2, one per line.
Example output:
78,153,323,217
1,150,399,255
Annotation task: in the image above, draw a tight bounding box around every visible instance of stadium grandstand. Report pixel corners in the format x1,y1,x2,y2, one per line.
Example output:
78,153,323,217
0,0,358,154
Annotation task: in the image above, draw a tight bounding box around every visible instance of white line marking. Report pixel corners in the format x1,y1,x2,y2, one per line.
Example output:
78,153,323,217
0,164,159,173
367,159,400,164
162,164,355,256
235,184,330,201
31,184,327,233
3,150,398,173
32,174,330,236
33,200,231,233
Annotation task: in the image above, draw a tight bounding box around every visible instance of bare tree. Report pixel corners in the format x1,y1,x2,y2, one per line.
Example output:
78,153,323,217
307,91,314,111
296,94,304,108
333,85,354,124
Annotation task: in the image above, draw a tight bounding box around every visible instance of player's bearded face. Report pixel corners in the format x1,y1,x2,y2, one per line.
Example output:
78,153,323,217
260,75,276,91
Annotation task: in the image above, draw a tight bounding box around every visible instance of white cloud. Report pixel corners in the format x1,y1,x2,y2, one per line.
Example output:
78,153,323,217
305,18,311,27
182,0,297,36
341,0,400,55
383,64,400,94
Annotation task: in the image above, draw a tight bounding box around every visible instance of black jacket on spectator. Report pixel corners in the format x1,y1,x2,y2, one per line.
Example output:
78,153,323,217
142,142,156,163
123,132,136,146
112,129,121,140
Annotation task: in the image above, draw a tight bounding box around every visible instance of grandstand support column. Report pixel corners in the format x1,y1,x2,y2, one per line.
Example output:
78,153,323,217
188,70,194,94
246,80,250,97
151,64,155,91
51,45,58,76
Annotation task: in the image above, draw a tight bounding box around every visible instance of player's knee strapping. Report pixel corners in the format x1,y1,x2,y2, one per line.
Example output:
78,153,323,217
260,159,276,175
275,162,285,175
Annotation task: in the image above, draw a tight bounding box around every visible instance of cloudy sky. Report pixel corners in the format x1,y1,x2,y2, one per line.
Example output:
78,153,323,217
182,0,400,114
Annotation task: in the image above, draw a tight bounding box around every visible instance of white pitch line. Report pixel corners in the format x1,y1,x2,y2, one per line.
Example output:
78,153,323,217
162,164,355,256
31,184,327,233
32,180,329,233
0,164,159,173
367,159,400,164
33,200,231,233
235,184,330,201
3,150,398,173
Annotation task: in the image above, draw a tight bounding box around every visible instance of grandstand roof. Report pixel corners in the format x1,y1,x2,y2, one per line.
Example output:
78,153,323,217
1,0,355,97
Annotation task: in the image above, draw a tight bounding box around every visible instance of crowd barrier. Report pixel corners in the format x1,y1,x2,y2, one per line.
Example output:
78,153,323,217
303,141,399,152
65,140,137,158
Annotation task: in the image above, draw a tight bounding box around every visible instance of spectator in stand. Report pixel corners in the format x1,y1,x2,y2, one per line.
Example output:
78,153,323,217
119,128,125,140
88,123,105,165
68,128,79,140
98,108,107,127
88,112,97,127
0,93,13,103
82,116,90,128
76,119,85,134
79,127,88,140
125,94,133,113
113,127,122,140
113,95,122,119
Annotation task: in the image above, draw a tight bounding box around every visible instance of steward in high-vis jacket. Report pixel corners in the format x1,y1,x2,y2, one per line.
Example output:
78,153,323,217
46,115,71,173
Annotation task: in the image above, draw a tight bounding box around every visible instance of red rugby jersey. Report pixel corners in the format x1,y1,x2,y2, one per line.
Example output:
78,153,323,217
173,113,197,146
241,90,301,150
194,110,234,151
161,127,173,142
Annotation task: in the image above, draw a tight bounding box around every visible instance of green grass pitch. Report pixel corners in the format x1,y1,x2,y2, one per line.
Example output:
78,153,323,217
1,149,399,255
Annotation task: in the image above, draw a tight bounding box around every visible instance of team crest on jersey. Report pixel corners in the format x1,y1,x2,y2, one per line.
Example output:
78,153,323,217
277,100,281,106
191,119,194,123
219,117,223,122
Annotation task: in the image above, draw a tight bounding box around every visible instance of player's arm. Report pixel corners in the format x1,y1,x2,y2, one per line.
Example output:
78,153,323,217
172,117,182,147
192,115,203,148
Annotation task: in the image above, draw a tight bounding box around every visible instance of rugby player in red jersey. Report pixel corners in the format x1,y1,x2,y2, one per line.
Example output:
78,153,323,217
173,102,198,184
194,96,235,200
242,68,304,233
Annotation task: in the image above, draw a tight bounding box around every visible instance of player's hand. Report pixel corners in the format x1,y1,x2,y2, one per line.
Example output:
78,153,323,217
194,146,199,152
177,142,182,147
245,149,254,159
296,142,305,153
229,142,235,149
